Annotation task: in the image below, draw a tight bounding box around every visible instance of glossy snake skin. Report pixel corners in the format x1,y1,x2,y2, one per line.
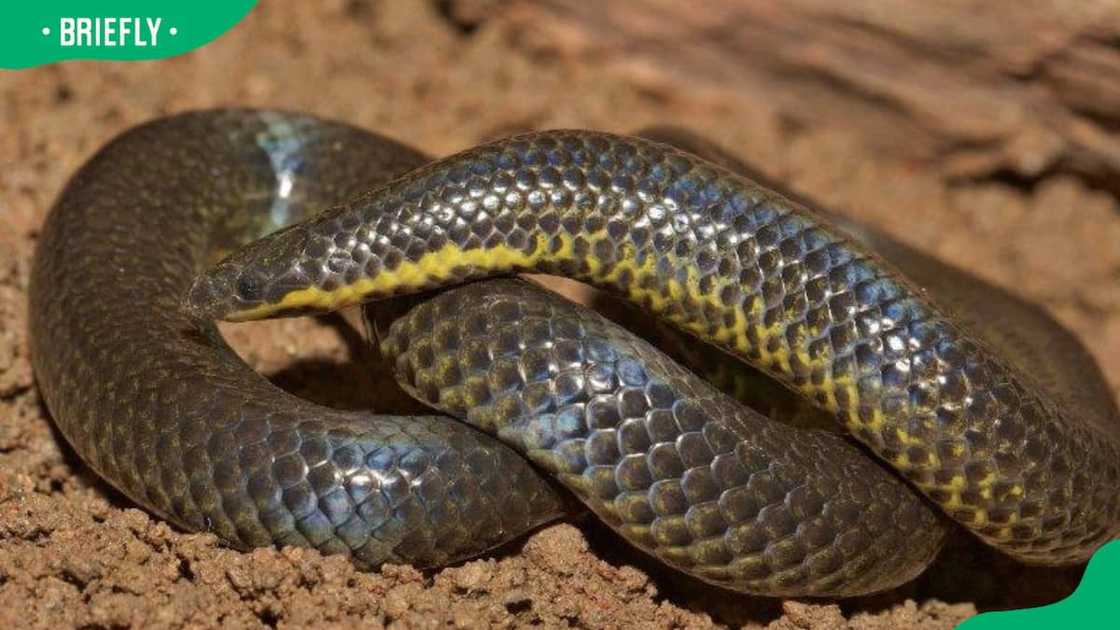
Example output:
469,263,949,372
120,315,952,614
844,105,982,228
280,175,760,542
31,111,566,571
375,278,946,594
192,117,1120,565
31,110,1119,598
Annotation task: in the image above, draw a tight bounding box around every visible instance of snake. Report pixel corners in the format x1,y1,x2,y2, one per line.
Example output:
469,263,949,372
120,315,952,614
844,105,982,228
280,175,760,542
29,109,1120,598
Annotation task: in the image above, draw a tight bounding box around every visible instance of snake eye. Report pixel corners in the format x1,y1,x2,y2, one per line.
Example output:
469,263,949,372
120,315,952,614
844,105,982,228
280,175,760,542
236,273,264,301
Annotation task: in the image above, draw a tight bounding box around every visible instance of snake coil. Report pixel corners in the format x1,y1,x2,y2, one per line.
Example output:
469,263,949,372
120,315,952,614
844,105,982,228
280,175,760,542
30,110,1120,597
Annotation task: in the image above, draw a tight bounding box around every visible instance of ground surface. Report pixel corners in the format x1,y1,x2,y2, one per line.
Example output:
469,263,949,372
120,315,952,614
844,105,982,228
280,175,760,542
1,2,1118,628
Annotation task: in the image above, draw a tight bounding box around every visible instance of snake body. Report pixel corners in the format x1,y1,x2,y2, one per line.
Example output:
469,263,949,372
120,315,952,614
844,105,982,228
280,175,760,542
31,110,1120,597
30,111,566,569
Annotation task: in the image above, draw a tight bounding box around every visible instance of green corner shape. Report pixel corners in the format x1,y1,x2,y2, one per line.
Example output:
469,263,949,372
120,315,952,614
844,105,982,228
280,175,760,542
1,1,258,69
959,540,1120,629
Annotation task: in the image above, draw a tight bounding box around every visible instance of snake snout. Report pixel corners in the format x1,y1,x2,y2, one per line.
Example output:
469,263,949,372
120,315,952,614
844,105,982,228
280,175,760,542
187,224,323,321
185,264,244,321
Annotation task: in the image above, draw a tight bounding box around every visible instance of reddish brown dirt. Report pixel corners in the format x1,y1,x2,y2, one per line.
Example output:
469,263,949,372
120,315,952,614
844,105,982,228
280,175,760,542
1,2,1117,628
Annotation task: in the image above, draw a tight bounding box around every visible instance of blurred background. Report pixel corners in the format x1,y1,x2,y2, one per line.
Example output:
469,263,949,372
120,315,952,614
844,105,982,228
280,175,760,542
1,2,1117,628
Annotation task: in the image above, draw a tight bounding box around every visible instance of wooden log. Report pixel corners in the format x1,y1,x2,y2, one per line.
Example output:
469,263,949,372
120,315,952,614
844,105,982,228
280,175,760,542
482,0,1120,189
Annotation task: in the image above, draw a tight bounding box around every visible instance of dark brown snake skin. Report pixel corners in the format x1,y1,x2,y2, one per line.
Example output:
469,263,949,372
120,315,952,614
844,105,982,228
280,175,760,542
30,111,566,571
30,109,1120,597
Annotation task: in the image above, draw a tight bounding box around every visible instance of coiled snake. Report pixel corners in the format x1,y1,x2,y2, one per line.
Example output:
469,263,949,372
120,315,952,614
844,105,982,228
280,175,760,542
30,110,1120,597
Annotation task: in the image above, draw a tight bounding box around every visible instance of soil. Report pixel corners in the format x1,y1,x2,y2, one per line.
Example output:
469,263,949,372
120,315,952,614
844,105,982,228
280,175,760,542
1,2,1118,628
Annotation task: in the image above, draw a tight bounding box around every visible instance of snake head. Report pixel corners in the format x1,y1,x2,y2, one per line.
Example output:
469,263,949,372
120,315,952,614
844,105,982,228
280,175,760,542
186,201,420,322
186,222,330,322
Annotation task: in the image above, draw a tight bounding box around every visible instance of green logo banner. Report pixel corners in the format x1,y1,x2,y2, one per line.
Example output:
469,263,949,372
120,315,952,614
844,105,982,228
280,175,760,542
0,1,258,69
960,540,1119,629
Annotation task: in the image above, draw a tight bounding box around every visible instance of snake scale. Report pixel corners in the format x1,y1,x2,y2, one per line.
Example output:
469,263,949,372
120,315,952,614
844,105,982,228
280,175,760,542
29,109,1120,597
